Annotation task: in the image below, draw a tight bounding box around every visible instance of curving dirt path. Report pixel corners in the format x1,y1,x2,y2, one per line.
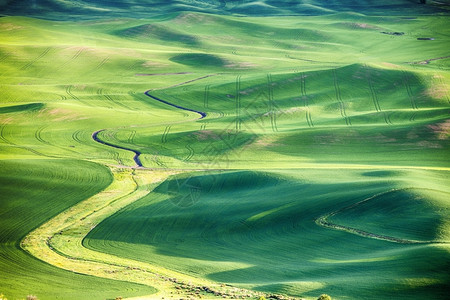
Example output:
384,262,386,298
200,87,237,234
92,91,206,168
92,129,143,167
144,90,207,119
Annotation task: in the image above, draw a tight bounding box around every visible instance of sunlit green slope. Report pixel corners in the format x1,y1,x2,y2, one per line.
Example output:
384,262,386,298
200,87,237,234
0,2,449,299
85,169,450,299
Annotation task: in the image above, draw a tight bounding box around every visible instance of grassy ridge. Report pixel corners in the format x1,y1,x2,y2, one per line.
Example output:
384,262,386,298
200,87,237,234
0,159,156,300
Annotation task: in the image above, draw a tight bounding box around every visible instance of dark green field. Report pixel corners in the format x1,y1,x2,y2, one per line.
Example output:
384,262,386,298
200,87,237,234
0,1,449,299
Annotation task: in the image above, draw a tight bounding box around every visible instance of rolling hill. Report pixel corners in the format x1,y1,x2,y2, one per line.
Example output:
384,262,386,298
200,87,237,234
1,0,450,19
0,0,449,299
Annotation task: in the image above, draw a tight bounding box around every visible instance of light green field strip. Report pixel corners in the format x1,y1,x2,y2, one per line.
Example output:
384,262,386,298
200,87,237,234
20,167,270,300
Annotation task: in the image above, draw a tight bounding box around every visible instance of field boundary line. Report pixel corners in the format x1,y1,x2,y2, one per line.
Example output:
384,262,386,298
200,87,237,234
316,188,450,244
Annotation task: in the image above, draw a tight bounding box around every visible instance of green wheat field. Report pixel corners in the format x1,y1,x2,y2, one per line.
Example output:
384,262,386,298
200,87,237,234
0,1,449,299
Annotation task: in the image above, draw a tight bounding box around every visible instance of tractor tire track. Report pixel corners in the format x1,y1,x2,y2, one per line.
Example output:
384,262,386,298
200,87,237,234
35,126,81,155
184,144,195,161
402,71,419,110
20,47,51,70
366,67,381,112
98,88,130,110
72,130,116,161
0,120,48,157
402,70,419,122
155,74,217,90
96,88,111,108
66,85,79,101
0,120,12,144
96,57,109,69
72,48,84,60
0,52,9,63
204,84,210,109
161,125,171,144
235,75,242,132
104,93,130,110
300,73,314,128
333,69,352,126
0,52,10,76
285,53,322,64
35,126,50,145
366,65,392,125
152,152,168,168
267,73,278,132
383,112,393,125
72,130,87,145
127,130,136,145
66,85,91,106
